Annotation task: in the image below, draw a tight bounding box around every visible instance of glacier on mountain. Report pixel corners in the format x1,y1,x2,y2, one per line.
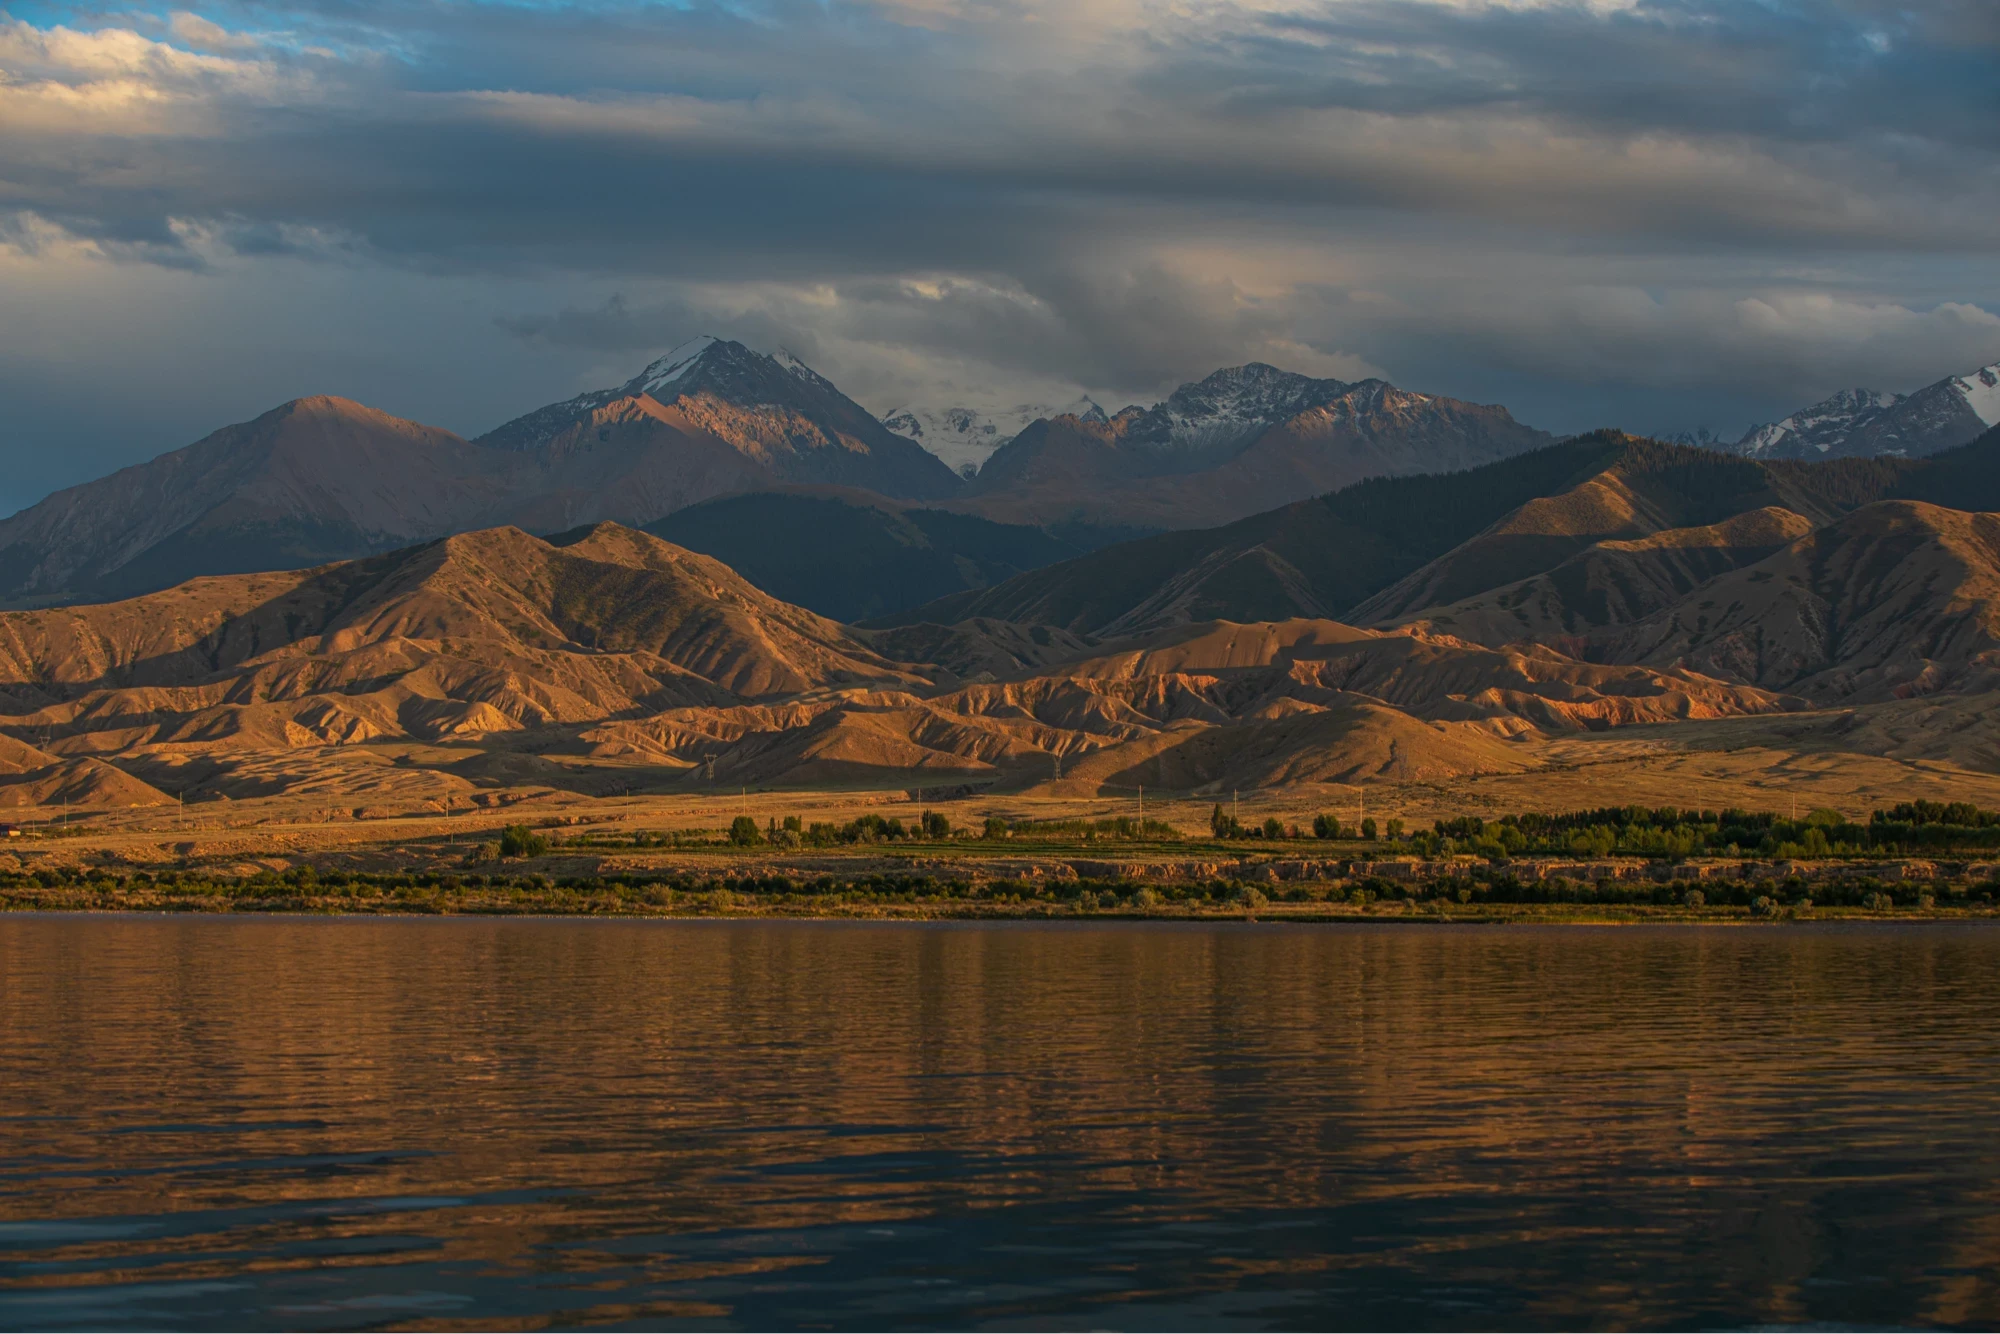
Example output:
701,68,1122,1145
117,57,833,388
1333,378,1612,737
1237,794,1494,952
881,397,1104,476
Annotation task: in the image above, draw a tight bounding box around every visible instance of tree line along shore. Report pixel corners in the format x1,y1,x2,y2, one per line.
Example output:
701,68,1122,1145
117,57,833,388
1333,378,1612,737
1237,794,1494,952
5,801,2000,921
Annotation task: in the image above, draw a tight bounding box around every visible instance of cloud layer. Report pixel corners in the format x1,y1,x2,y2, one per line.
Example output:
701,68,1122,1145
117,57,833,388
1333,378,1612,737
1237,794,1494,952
1,0,1997,509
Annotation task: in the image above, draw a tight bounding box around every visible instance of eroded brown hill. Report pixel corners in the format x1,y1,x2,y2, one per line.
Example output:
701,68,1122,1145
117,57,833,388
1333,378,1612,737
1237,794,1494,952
1595,501,2000,703
0,530,1799,806
1391,507,1816,648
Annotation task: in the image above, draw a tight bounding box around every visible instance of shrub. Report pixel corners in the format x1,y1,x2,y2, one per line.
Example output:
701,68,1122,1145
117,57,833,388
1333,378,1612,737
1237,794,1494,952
922,811,951,839
498,825,550,859
1237,886,1268,909
984,816,1009,840
1313,813,1342,839
1683,889,1705,908
729,816,761,847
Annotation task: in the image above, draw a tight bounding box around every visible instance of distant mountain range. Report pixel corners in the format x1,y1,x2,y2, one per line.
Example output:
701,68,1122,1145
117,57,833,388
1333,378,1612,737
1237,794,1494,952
952,365,1552,529
6,334,1998,620
0,338,1552,609
882,423,2000,698
10,418,2000,809
3,402,2000,808
1733,360,2000,460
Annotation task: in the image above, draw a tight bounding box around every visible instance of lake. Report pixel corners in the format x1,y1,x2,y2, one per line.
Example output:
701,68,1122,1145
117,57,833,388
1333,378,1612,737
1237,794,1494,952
3,916,1998,1330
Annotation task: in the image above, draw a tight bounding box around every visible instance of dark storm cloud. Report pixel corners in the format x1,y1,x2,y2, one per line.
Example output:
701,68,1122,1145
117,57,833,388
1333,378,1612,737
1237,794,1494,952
8,0,1997,266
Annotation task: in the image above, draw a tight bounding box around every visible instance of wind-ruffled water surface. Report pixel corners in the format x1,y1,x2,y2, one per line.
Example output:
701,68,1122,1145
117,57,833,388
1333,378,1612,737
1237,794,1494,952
3,917,1998,1330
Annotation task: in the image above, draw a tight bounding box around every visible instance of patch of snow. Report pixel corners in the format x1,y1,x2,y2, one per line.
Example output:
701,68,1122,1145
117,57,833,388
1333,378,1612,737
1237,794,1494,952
1122,362,1355,457
1734,386,1900,458
632,335,720,395
1951,361,2000,428
880,396,1103,476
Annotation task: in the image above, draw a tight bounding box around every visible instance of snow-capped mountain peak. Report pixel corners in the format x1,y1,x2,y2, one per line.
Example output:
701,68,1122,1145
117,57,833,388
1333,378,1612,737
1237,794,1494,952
1119,362,1356,458
1737,387,1903,458
630,335,720,397
1735,359,2000,461
1950,361,2000,428
773,347,835,391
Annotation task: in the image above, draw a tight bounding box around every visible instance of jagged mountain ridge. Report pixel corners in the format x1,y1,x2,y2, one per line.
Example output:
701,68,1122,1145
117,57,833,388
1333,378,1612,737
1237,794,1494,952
1736,360,2000,460
950,368,1552,529
644,490,1141,623
0,343,1558,608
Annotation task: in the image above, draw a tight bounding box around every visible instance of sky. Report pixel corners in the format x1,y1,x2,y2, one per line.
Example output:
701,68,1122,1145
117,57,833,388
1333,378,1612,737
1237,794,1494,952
2,0,1998,514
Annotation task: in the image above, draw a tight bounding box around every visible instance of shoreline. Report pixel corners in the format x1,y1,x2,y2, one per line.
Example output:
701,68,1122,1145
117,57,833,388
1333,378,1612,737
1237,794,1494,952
5,884,1992,925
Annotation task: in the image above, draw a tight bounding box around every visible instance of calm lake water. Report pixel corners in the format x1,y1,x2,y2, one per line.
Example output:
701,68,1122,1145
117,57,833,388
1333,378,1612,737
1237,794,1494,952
3,917,1999,1330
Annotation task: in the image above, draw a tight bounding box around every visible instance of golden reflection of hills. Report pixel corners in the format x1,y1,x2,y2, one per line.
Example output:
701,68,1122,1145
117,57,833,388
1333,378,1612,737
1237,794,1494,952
3,919,1999,1327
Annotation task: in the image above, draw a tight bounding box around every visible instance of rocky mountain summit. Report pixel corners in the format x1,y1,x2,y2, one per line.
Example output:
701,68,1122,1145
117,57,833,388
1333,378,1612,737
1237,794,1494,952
1736,361,2000,460
953,366,1550,528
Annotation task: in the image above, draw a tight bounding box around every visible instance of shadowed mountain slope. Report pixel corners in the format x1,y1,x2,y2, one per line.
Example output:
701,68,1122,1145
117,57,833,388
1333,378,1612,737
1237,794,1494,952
645,491,1142,622
0,397,524,608
1351,441,1907,626
896,435,1931,641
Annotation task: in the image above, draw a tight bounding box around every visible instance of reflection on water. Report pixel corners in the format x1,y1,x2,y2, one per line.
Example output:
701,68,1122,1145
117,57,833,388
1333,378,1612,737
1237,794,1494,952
3,917,1999,1330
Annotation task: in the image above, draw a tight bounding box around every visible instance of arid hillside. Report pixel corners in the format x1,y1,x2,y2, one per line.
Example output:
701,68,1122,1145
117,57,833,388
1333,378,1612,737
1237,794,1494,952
0,523,1802,810
10,426,2000,819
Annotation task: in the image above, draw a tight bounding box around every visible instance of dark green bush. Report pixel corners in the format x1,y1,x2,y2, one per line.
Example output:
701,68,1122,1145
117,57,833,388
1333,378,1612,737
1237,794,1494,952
499,825,550,858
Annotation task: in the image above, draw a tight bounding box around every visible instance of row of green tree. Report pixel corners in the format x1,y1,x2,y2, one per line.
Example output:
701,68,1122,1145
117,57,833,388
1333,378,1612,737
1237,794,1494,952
1412,803,2000,861
1209,808,1404,841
